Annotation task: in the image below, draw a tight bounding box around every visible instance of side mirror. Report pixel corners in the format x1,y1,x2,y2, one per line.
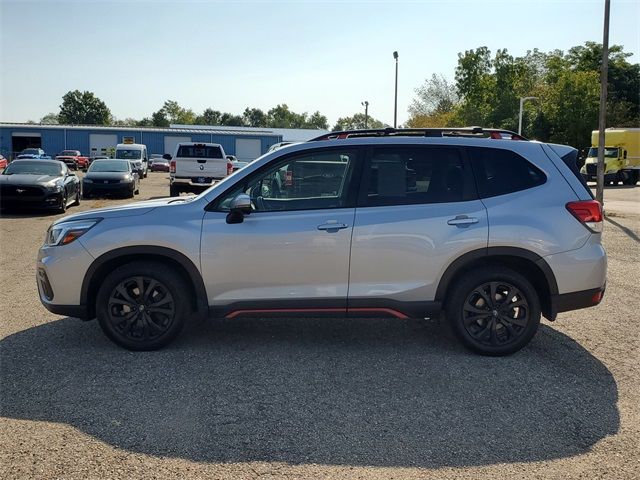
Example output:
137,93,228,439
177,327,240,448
226,193,252,224
68,172,76,177
623,150,627,159
163,154,172,160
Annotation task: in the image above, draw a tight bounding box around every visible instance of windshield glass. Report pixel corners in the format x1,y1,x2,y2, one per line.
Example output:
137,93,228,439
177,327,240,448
115,149,142,160
3,161,62,176
89,160,129,172
587,147,619,158
21,149,40,155
60,150,78,156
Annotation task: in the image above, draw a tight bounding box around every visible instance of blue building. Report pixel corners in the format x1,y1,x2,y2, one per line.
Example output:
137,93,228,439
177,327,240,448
0,123,283,161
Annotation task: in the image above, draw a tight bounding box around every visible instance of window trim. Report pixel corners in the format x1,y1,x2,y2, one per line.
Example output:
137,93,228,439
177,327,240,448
206,146,365,213
356,144,477,208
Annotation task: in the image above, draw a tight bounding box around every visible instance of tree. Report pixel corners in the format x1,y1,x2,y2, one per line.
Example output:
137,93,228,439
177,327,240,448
306,111,329,129
242,108,267,127
151,110,169,127
160,100,196,125
409,74,459,118
332,113,385,131
40,112,59,125
219,113,245,126
196,108,223,125
58,90,111,125
267,104,307,128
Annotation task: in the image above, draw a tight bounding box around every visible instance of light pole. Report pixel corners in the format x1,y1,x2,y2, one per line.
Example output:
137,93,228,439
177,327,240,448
361,101,369,129
596,0,611,206
393,51,399,128
518,96,538,135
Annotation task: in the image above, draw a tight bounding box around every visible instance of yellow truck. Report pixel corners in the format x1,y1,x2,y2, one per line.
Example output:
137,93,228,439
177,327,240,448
581,128,640,185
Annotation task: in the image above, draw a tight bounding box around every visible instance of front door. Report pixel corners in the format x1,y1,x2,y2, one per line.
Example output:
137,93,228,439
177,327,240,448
200,147,361,317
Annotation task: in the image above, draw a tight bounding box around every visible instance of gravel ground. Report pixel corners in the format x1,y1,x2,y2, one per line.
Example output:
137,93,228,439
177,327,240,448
1,173,638,479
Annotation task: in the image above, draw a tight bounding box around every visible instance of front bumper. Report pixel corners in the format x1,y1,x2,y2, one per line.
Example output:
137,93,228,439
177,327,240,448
37,240,95,319
0,192,63,210
83,181,133,196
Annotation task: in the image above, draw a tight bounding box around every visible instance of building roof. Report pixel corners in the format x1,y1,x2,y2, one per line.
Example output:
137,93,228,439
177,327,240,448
170,124,329,142
0,123,279,137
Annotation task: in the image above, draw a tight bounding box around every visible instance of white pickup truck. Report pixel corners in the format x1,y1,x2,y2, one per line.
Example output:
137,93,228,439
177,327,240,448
169,142,233,196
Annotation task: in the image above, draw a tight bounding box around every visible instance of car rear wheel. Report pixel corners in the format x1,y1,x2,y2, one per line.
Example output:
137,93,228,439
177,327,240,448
445,267,541,356
57,193,67,213
96,261,189,351
72,187,80,206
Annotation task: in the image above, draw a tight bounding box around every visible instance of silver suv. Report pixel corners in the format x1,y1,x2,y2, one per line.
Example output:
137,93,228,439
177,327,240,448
37,128,607,355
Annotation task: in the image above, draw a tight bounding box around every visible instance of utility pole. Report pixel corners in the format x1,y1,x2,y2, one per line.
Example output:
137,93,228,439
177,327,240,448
518,97,538,135
596,0,610,206
361,101,369,129
393,51,398,128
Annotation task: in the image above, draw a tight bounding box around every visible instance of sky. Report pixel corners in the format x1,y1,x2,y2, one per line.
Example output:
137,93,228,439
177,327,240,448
1,0,639,127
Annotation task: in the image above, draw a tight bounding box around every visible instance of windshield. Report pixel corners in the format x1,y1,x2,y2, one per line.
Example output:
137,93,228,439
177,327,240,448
587,147,619,158
60,150,78,156
3,161,62,176
115,149,142,160
21,149,40,155
89,160,130,172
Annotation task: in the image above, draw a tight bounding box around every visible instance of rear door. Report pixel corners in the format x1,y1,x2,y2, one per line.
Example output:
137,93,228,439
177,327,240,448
348,145,488,314
175,144,227,180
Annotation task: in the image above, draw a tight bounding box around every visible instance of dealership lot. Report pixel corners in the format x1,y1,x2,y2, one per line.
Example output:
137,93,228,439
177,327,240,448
0,174,638,479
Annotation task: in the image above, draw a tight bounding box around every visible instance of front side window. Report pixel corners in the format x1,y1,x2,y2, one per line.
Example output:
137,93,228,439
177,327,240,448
217,149,357,212
115,149,142,160
362,146,470,206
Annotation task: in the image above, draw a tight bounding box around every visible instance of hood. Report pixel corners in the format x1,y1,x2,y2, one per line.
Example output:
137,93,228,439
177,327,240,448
0,174,61,185
52,196,196,224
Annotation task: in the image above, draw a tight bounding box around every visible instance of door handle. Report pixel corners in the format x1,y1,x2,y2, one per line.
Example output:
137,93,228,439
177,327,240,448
447,215,479,227
317,222,349,232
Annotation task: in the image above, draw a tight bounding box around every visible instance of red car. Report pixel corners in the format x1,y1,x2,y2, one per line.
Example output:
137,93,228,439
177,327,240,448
151,158,170,172
0,155,7,169
55,150,89,170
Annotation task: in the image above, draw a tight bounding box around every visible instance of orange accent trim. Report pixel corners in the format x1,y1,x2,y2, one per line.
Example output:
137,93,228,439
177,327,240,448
225,308,346,319
347,308,409,319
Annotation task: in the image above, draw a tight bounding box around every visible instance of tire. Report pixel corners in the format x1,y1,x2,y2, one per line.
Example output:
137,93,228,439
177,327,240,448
445,267,541,356
170,185,180,197
127,186,135,198
57,193,67,213
96,261,190,351
72,187,80,206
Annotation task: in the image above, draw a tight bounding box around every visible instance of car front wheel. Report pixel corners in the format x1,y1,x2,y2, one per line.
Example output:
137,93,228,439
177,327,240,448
96,261,189,351
445,267,541,356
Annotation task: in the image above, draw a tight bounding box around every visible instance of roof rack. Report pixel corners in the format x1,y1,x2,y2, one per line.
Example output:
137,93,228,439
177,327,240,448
310,127,528,142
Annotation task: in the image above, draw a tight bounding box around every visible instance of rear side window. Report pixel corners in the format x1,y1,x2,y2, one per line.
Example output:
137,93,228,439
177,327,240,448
469,147,546,198
177,145,223,159
362,146,474,206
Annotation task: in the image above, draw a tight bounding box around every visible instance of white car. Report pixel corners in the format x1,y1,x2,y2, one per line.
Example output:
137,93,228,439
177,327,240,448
169,142,233,196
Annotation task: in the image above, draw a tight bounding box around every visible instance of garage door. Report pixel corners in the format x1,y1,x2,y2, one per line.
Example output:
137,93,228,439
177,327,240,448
89,134,117,158
164,136,191,157
235,138,262,162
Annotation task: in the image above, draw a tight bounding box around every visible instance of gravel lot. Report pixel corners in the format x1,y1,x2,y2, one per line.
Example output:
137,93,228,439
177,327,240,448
1,173,638,479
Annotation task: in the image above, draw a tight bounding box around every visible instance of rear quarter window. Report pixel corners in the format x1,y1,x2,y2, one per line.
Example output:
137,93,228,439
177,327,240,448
469,147,546,198
177,145,223,159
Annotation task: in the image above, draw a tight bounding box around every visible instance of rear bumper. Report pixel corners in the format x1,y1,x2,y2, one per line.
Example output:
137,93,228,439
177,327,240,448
550,285,605,318
171,176,224,188
581,172,618,183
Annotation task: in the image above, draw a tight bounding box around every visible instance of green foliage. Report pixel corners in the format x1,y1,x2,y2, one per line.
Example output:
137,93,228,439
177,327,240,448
39,112,59,125
408,42,639,149
58,90,111,125
332,113,385,131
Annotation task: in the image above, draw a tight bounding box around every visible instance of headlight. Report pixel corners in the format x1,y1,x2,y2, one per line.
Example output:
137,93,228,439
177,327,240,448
122,175,132,182
47,184,63,192
45,218,101,247
83,178,93,184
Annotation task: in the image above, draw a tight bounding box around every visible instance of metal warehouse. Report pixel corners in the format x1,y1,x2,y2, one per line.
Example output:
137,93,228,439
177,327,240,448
0,124,283,161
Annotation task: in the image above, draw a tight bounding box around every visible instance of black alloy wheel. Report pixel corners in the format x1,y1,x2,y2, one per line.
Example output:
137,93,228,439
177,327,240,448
96,262,189,350
462,281,529,347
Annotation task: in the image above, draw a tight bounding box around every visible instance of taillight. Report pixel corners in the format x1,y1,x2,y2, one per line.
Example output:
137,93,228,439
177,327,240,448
169,160,176,173
566,200,603,233
226,161,233,176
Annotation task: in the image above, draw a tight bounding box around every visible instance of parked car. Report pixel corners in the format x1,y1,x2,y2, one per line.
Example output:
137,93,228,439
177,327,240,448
55,150,89,170
226,155,249,172
82,159,139,199
0,159,80,212
169,142,233,196
0,154,7,169
149,154,163,168
37,127,606,355
151,158,170,172
128,159,145,179
115,143,148,178
16,148,51,160
88,155,110,167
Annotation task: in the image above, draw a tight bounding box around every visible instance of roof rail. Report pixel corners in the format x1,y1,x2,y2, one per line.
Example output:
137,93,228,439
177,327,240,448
310,127,528,142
